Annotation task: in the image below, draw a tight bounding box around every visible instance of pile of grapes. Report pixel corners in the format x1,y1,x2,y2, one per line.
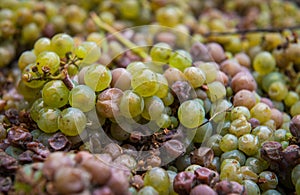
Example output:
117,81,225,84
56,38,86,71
1,0,300,194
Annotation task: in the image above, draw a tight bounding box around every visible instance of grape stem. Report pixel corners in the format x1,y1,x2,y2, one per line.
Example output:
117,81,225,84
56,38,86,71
61,69,75,90
90,12,149,59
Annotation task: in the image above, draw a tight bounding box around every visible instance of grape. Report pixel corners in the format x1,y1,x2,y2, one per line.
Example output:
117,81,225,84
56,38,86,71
155,113,171,128
58,107,87,136
178,99,205,129
233,89,256,109
220,150,246,166
37,107,60,133
22,63,46,88
137,186,159,195
290,101,300,116
126,61,147,75
69,85,96,112
238,134,259,156
292,164,300,185
253,51,276,75
36,51,61,75
79,41,101,66
156,6,182,27
154,73,169,98
183,67,206,88
21,23,40,44
141,96,164,120
18,50,36,71
50,33,75,58
119,90,144,118
219,134,238,152
195,62,218,83
250,103,272,123
258,171,278,191
111,68,132,91
131,69,159,97
33,37,51,56
119,0,140,19
220,161,243,183
207,81,226,102
284,91,299,107
243,180,260,195
245,157,269,174
84,64,112,92
268,81,288,101
251,126,273,145
169,50,192,71
150,42,172,64
262,189,281,195
193,119,213,143
17,80,41,102
296,178,300,195
42,80,69,108
30,98,45,122
143,167,170,195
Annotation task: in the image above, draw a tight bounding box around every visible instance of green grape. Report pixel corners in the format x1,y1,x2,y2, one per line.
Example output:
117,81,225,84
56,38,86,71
22,63,46,88
18,50,36,71
21,23,40,44
220,149,246,166
268,81,288,101
169,50,192,71
119,90,144,118
230,106,251,121
74,45,87,60
154,73,169,98
143,167,170,195
238,134,259,156
229,117,252,137
210,99,232,123
79,41,101,66
243,180,260,195
183,67,206,88
163,67,187,86
119,0,140,19
84,64,112,92
111,68,132,91
253,51,276,75
284,91,299,107
195,62,218,83
250,103,272,123
220,161,243,183
150,42,172,64
126,61,147,75
205,134,223,156
219,134,238,152
292,164,300,185
33,37,51,56
262,189,281,195
178,99,205,129
137,186,159,195
37,107,60,133
221,159,241,170
131,69,159,97
50,33,75,58
258,171,278,191
240,166,258,182
42,80,69,108
274,129,288,142
58,107,87,136
290,101,300,116
193,119,213,143
142,96,165,120
36,51,61,75
245,157,269,174
207,81,226,102
296,178,300,195
155,113,171,128
167,170,177,195
69,85,96,112
17,79,41,102
261,72,285,92
251,126,273,145
30,98,45,122
156,6,182,27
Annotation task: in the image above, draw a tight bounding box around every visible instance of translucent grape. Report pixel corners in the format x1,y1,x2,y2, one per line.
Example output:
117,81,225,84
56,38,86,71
119,0,140,19
220,149,246,166
143,167,170,195
36,51,60,75
119,90,144,118
169,50,192,71
290,101,300,116
229,117,252,137
50,33,75,58
18,50,36,71
219,134,238,152
178,99,205,129
142,96,165,120
155,113,171,129
150,42,172,64
230,106,251,121
207,81,226,102
195,62,218,83
238,134,259,156
58,107,87,136
261,72,285,92
253,51,276,75
131,69,159,97
79,41,101,65
137,186,159,195
243,180,260,195
111,68,132,91
284,91,299,107
156,6,182,27
42,80,69,108
69,85,96,112
268,81,288,101
84,64,112,92
250,103,272,123
245,157,269,174
258,171,278,191
292,164,300,185
193,119,213,143
30,98,45,122
183,67,206,88
37,107,60,133
251,126,273,144
33,37,51,56
154,73,169,98
22,63,46,88
126,61,147,75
